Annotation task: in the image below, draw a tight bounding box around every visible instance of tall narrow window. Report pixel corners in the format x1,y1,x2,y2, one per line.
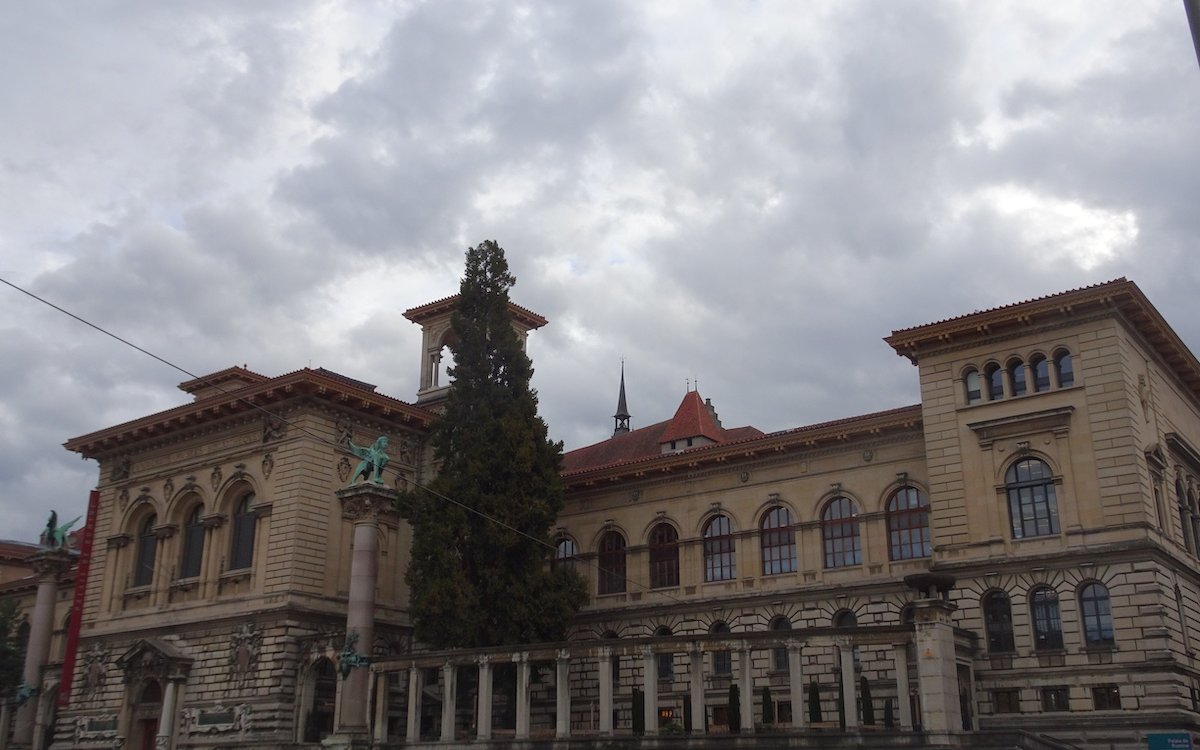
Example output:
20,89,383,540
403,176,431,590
552,537,577,570
180,504,205,579
649,523,680,589
655,626,673,680
134,515,157,587
703,514,736,582
597,530,627,594
983,591,1015,653
822,496,861,568
887,486,931,560
1178,479,1194,553
1006,459,1060,539
602,631,620,687
1030,586,1063,650
1080,582,1115,647
711,622,731,675
229,493,257,571
1190,488,1200,560
770,616,791,671
1031,355,1051,392
1007,359,1027,396
1054,350,1074,388
964,369,982,405
985,364,1004,400
761,506,796,575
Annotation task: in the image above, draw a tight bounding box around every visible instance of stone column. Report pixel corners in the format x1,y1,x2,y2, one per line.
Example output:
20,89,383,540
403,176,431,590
894,644,913,730
913,598,962,736
477,657,492,741
688,647,705,735
555,650,571,739
155,678,180,749
334,484,400,738
738,644,754,734
373,672,389,743
597,648,613,736
13,549,72,746
788,642,805,728
641,647,658,736
514,654,531,740
440,663,456,741
839,643,859,729
0,701,11,750
405,668,423,744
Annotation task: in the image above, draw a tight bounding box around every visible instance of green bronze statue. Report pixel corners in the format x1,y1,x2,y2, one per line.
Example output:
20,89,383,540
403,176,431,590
39,510,81,550
346,436,389,485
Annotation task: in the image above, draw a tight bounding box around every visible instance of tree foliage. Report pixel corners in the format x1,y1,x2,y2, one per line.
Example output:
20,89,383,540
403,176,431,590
402,241,586,648
0,598,23,698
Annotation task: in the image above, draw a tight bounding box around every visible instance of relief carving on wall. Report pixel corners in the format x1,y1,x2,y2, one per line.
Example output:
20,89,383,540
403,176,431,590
118,488,130,511
80,643,109,701
229,623,262,686
112,456,131,481
262,452,275,479
263,415,287,443
163,477,174,499
337,457,352,483
335,416,354,446
181,704,251,738
210,466,222,491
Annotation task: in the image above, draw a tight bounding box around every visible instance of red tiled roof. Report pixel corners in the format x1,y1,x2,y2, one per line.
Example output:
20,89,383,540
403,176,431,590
177,365,270,395
402,295,548,329
659,391,724,444
0,540,37,562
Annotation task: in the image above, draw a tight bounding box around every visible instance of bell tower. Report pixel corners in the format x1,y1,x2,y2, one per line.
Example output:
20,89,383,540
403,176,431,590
403,295,548,407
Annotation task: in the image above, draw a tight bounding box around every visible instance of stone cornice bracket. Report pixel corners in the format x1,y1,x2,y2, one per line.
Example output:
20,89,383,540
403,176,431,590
106,533,132,550
336,484,402,526
152,523,179,540
30,548,76,578
200,513,227,530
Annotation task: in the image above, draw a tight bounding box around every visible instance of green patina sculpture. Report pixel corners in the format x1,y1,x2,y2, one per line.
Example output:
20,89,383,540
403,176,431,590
39,510,81,550
337,630,370,679
347,436,389,486
15,682,38,706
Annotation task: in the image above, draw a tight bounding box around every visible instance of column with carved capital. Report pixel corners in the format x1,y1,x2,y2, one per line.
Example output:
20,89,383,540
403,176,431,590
13,549,74,746
333,484,400,741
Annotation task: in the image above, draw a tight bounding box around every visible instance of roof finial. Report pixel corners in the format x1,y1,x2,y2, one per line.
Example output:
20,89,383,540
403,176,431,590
613,362,631,436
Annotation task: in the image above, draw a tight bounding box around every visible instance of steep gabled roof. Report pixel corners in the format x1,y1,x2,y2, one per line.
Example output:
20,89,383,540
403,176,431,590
659,391,724,444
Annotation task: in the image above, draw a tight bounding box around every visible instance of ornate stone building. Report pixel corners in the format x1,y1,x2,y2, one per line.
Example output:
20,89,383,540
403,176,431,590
3,277,1199,750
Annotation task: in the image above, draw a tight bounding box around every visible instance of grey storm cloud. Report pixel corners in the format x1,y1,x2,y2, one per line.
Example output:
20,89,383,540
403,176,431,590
1,0,1198,542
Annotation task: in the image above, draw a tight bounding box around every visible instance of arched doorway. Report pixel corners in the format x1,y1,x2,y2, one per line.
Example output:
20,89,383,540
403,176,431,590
129,680,162,750
303,658,337,742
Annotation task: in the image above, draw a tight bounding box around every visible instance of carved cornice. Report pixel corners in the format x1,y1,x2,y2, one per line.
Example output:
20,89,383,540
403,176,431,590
152,523,179,540
30,549,76,578
967,406,1074,448
337,485,402,525
106,533,132,550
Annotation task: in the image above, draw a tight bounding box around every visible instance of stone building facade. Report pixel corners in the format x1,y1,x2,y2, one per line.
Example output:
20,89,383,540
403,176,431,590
2,277,1198,749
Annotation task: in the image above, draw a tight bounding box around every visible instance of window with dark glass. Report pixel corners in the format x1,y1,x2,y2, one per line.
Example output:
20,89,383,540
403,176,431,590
832,609,858,627
711,622,731,675
1190,488,1200,560
180,504,205,579
887,486,931,560
1007,360,1027,396
552,537,577,570
1079,582,1115,647
703,514,736,582
822,496,861,568
983,591,1015,653
1092,685,1120,710
1040,686,1070,712
964,369,982,405
598,530,627,594
229,494,257,571
985,363,1004,400
134,515,158,587
770,616,791,671
602,631,620,687
648,523,680,589
1031,355,1051,392
761,506,796,575
1178,479,1194,553
1053,350,1074,388
993,689,1021,713
1006,458,1060,539
655,626,673,679
1030,586,1063,650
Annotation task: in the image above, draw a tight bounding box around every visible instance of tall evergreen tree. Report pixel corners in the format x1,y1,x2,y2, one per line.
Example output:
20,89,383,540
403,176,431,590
402,241,586,648
0,599,22,699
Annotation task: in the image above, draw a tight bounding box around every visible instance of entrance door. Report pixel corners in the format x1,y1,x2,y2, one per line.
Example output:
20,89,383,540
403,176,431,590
138,719,158,750
130,680,162,750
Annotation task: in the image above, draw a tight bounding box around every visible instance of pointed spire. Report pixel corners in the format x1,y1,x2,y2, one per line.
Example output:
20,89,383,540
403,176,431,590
613,362,631,436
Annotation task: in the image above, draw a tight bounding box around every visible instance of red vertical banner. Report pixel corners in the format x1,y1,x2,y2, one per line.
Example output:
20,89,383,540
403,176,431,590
58,489,99,707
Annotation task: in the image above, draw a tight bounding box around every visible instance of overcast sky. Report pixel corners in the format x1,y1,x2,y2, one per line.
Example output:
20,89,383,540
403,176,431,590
2,1,1198,543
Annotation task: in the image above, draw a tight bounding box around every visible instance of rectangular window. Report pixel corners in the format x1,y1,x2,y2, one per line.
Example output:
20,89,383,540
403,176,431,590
776,701,793,725
657,653,673,681
1091,685,1120,710
993,689,1021,714
1040,686,1071,712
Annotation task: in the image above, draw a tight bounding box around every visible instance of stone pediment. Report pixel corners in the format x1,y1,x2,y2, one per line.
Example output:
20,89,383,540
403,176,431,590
116,638,193,682
967,406,1074,448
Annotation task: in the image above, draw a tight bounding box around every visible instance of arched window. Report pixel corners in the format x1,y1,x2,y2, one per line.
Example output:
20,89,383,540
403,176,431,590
761,506,796,575
180,503,205,579
134,515,157,587
1030,355,1051,393
1079,582,1115,647
552,537,577,570
703,514,736,582
1190,488,1200,560
983,591,1015,653
597,531,627,595
654,626,673,679
964,368,982,405
711,622,731,675
887,486,931,560
985,363,1004,401
769,616,791,671
832,609,858,628
821,496,861,568
648,523,679,589
1006,459,1060,539
1007,359,1027,397
1178,478,1194,554
1030,586,1063,650
229,493,257,571
1053,350,1074,388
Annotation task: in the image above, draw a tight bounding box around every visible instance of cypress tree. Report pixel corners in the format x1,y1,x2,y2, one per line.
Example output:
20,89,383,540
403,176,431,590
860,675,875,724
402,240,587,648
0,599,22,700
728,683,741,733
761,685,774,726
883,696,895,729
808,679,822,724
